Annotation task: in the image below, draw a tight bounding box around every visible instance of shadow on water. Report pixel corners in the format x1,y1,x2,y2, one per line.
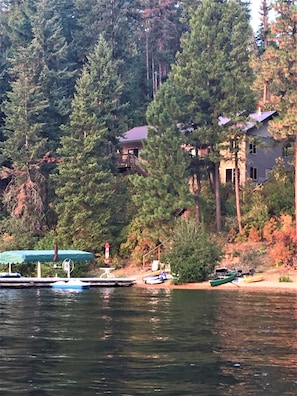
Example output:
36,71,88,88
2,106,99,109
0,287,296,395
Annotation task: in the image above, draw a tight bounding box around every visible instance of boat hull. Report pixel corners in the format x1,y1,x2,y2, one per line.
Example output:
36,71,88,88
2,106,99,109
210,271,237,287
144,277,164,285
51,279,91,290
143,271,170,285
244,274,264,283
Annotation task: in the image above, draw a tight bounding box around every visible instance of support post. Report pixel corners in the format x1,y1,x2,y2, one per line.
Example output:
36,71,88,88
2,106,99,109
37,261,41,278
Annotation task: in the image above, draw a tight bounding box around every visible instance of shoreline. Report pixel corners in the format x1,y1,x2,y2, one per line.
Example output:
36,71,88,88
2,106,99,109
128,268,297,293
133,279,297,293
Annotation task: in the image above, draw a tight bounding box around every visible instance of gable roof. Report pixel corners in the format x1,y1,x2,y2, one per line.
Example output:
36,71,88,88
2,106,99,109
219,111,277,130
119,126,148,143
121,111,277,143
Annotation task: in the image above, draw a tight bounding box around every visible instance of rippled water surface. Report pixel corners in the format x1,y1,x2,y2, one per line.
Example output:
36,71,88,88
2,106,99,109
0,287,296,395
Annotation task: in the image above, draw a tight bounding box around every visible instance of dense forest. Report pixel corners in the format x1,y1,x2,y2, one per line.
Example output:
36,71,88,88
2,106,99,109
0,0,296,278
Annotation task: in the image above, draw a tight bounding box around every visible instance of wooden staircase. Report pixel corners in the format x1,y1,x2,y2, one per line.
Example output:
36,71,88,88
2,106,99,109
117,154,147,176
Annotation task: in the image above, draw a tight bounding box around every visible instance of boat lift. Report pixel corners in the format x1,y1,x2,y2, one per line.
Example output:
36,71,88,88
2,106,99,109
0,250,94,278
62,258,73,278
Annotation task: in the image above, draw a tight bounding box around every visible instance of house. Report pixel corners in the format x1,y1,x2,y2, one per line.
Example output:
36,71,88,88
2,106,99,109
219,110,287,185
118,111,287,184
117,126,148,175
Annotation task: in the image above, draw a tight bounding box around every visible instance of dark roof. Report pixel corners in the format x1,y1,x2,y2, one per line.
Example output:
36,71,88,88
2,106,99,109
120,126,148,143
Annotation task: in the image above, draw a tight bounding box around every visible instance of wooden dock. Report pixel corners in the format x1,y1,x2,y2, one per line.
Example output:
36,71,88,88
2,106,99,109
0,277,136,288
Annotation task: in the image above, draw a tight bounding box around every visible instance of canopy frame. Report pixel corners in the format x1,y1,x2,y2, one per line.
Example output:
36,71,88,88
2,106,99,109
0,250,94,278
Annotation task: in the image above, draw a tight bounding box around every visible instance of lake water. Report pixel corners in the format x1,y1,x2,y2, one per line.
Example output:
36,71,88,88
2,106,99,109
0,287,296,395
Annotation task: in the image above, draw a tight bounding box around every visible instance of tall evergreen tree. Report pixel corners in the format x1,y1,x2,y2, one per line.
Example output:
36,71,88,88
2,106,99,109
52,36,128,251
30,0,75,152
0,45,48,234
149,0,255,232
73,0,146,126
252,0,297,234
140,0,184,96
2,0,34,49
130,127,193,243
0,6,11,131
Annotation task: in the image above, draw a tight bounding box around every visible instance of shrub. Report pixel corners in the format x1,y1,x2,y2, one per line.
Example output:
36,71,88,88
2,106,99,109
165,219,222,284
248,226,261,242
269,225,297,266
269,241,291,266
279,275,292,283
263,218,277,244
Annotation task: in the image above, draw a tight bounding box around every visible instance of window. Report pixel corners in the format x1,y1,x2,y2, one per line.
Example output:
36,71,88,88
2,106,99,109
249,143,256,154
250,167,257,180
128,148,139,158
226,168,234,183
225,168,240,184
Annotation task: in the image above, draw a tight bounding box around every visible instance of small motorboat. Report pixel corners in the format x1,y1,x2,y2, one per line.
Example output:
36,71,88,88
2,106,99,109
209,270,237,287
51,279,91,290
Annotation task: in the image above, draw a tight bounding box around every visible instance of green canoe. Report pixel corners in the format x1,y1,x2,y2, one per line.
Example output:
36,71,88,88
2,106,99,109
209,270,237,287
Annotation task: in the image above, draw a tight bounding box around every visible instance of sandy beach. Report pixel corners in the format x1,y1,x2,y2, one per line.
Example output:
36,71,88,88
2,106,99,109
124,267,297,293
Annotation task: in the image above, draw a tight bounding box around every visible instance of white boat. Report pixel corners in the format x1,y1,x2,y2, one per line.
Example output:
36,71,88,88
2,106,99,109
0,272,21,278
51,279,91,290
144,276,164,285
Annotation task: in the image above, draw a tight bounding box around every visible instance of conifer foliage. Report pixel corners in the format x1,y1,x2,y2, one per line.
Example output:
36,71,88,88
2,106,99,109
1,45,49,234
253,0,297,233
52,36,127,251
130,127,193,243
0,0,295,259
148,0,255,231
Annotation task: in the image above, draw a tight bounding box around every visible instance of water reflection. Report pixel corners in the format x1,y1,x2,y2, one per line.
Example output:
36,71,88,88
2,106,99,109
211,291,297,395
0,288,296,395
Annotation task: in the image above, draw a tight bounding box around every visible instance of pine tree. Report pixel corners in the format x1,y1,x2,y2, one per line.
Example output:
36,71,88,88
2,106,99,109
1,0,34,49
139,0,184,97
52,36,128,251
30,0,75,152
130,127,193,243
153,0,255,232
0,45,49,234
252,0,297,234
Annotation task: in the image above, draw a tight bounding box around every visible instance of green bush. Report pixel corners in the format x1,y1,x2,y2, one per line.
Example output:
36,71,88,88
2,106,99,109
279,275,292,283
165,219,222,284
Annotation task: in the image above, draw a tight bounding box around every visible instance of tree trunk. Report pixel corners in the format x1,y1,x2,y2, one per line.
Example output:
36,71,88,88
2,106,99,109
215,162,222,232
234,152,242,233
192,173,201,224
295,133,297,236
145,28,149,80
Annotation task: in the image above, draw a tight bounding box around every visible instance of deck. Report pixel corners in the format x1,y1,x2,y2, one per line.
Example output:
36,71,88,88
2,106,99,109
0,277,136,288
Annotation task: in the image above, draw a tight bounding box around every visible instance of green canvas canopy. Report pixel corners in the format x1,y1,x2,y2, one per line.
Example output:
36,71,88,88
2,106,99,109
0,250,94,264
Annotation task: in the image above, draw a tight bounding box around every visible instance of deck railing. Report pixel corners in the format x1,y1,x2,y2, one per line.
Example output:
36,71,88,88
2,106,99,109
117,153,147,176
142,243,163,269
